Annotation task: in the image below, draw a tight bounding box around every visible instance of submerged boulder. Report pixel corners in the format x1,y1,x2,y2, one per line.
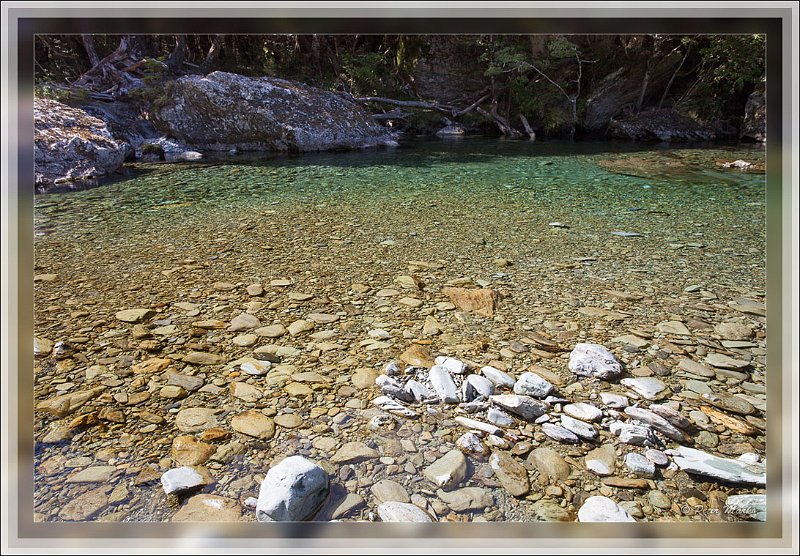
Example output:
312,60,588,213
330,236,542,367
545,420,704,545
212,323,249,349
155,72,398,152
34,98,125,190
741,84,765,142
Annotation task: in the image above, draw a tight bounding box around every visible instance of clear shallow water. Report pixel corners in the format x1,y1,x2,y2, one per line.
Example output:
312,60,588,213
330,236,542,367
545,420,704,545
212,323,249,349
32,139,767,522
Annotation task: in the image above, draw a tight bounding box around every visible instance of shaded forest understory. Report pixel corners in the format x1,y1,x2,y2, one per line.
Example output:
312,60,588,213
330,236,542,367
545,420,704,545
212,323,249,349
36,33,765,140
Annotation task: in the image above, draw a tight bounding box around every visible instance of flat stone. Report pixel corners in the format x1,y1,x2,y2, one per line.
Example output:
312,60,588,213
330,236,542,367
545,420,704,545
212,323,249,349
685,379,712,395
728,298,766,316
331,493,366,520
228,313,261,332
513,372,554,398
161,466,205,494
184,351,226,365
489,394,548,421
230,411,275,439
705,353,750,369
424,449,467,490
429,365,459,403
714,322,754,341
568,343,622,380
172,494,242,522
229,381,263,402
486,407,516,428
564,402,603,422
645,449,669,466
601,477,650,489
528,447,571,481
577,496,636,522
166,370,204,392
371,479,410,503
240,359,271,376
454,416,502,436
131,357,172,374
624,407,686,443
480,366,515,388
398,297,423,308
701,392,756,415
585,444,616,476
288,292,314,301
541,422,580,444
287,319,315,336
699,406,760,435
625,453,656,477
213,281,237,291
58,487,109,521
331,442,379,463
257,456,329,522
399,344,434,368
67,465,116,483
256,324,288,338
115,308,155,323
171,436,216,466
351,367,380,389
677,357,716,378
35,387,104,418
191,319,227,329
377,502,432,522
489,451,530,497
648,490,672,509
667,446,766,485
435,356,467,374
436,487,493,512
656,320,691,336
560,414,598,440
613,335,649,348
442,287,499,317
725,494,766,521
621,377,670,400
274,413,303,429
270,278,293,287
160,385,188,399
422,316,441,336
599,392,629,409
308,313,339,324
284,382,313,397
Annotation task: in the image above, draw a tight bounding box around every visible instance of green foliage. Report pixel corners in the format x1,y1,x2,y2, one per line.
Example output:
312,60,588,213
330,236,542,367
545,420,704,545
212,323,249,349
547,36,578,59
34,83,72,102
700,35,765,93
341,52,391,96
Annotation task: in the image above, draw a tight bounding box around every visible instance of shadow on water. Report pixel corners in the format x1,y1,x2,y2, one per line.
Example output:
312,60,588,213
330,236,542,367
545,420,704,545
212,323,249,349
36,137,765,195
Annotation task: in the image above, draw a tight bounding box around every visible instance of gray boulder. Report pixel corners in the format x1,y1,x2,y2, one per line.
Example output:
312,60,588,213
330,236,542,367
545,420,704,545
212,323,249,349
256,456,330,521
34,98,125,190
156,72,398,152
741,84,765,142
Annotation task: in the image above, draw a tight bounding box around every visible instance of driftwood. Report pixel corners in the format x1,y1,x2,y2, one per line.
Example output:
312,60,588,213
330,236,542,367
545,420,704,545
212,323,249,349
519,114,536,140
353,90,524,137
72,37,145,95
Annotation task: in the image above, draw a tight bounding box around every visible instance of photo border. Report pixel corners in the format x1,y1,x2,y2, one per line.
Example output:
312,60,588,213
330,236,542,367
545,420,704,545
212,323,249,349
2,2,797,552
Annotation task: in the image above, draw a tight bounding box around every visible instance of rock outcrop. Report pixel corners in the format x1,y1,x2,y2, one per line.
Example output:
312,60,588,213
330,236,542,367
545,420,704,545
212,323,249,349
155,72,398,152
741,84,765,142
34,98,125,190
608,109,716,142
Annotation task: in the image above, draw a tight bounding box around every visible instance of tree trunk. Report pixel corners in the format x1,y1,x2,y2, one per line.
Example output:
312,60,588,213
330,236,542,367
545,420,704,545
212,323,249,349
636,67,650,115
658,45,690,110
81,34,100,67
519,114,536,140
201,35,224,74
165,35,186,73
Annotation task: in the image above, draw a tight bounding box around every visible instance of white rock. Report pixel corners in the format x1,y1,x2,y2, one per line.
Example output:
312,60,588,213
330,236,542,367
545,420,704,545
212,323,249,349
256,456,330,521
568,343,622,380
560,414,598,440
609,420,658,447
377,502,432,522
435,356,467,374
423,450,467,489
480,366,515,388
624,407,685,443
405,379,433,402
667,446,766,486
625,453,656,477
429,365,460,403
486,407,515,428
462,374,495,401
454,416,503,436
513,372,554,398
228,313,261,332
621,377,669,400
578,496,636,522
240,360,271,376
599,392,629,409
563,402,603,422
489,394,548,421
455,432,488,457
375,374,398,388
725,494,766,521
541,422,580,444
161,466,204,494
645,449,669,466
372,396,417,418
586,459,613,476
